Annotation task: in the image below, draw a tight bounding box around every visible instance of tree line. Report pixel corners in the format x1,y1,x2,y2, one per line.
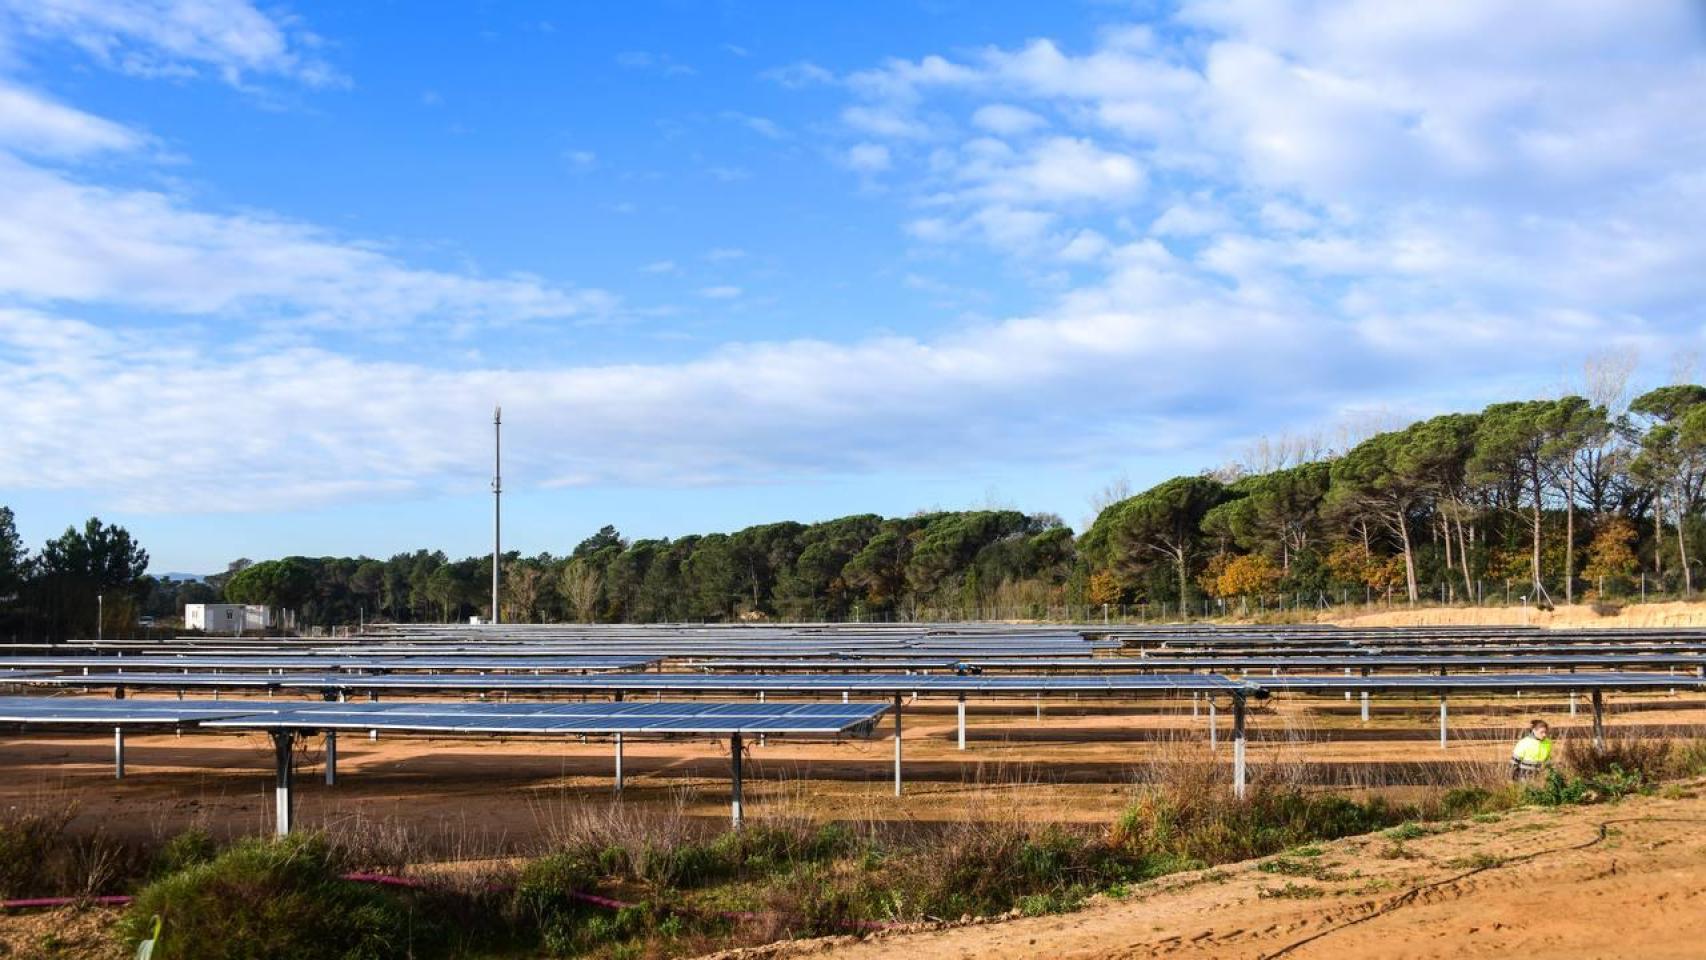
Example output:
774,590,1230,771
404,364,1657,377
1080,384,1706,614
5,380,1706,634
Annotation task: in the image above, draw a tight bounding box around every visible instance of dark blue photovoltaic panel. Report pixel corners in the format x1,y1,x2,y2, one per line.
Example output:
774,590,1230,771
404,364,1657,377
690,659,966,671
0,655,657,672
0,695,279,725
1071,654,1706,671
32,671,1250,695
1249,672,1706,693
198,700,889,735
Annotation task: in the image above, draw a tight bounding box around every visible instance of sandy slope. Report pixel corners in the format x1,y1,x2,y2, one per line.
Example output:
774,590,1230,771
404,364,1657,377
769,783,1706,960
1325,599,1706,630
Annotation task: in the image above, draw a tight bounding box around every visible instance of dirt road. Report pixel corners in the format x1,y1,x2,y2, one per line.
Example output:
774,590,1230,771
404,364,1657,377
784,783,1706,960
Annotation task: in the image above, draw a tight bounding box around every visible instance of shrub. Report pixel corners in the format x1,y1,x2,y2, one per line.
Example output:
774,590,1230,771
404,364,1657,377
153,828,218,877
1525,766,1645,806
1114,779,1404,865
119,834,439,960
0,807,73,898
1564,735,1670,784
1667,739,1706,778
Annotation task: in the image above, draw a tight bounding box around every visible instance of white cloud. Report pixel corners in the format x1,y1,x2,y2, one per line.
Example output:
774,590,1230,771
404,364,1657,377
615,50,695,76
0,83,144,156
845,142,891,173
5,0,1706,519
563,149,596,169
762,60,834,88
704,247,746,262
841,105,930,140
724,112,786,140
0,0,344,87
962,136,1145,204
970,103,1046,136
0,156,617,332
0,251,1288,510
1150,199,1231,237
641,260,678,274
1057,228,1109,262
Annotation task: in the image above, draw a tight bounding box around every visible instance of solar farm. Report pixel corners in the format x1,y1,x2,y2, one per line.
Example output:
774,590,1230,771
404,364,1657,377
5,621,1706,833
6,620,1706,958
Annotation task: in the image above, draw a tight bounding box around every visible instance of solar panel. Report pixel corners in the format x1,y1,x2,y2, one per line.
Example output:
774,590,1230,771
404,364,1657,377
199,700,888,736
35,670,1249,695
1250,672,1706,693
1101,654,1706,671
0,655,658,672
0,695,279,725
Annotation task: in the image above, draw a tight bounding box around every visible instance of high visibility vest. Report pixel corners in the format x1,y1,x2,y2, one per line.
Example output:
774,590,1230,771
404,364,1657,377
1513,734,1552,765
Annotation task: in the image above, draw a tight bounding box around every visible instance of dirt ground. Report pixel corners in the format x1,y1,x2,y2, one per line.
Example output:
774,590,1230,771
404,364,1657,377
4,679,1706,958
5,690,1705,848
1325,599,1706,629
781,780,1706,960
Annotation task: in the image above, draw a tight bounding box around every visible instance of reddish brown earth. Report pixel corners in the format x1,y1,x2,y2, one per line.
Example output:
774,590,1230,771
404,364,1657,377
3,688,1704,958
2,690,1703,843
776,782,1706,960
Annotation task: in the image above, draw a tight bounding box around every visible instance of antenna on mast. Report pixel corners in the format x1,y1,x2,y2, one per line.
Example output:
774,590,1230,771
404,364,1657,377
491,405,501,625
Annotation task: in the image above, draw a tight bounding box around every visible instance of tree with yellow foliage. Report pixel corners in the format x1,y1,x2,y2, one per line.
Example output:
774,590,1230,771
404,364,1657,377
1583,515,1638,583
1217,553,1282,598
1086,569,1124,607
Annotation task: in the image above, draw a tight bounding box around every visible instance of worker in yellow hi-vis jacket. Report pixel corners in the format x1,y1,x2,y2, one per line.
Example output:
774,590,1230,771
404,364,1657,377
1511,718,1553,780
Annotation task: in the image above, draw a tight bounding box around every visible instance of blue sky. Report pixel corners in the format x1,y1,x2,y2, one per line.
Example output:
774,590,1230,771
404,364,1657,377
1,1,1704,573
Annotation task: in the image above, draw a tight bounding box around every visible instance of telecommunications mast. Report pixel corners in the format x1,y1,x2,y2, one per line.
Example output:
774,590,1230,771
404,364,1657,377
491,405,501,625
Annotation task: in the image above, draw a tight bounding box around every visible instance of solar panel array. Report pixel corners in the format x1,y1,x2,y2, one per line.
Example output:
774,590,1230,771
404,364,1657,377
0,695,275,725
29,670,1248,695
0,695,885,736
0,654,659,672
201,700,888,735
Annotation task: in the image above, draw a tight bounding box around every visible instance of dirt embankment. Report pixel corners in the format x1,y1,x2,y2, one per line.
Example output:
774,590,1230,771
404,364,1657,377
1324,600,1706,630
760,783,1706,960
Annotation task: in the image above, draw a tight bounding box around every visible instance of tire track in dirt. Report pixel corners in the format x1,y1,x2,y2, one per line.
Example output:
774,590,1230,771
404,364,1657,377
733,784,1706,960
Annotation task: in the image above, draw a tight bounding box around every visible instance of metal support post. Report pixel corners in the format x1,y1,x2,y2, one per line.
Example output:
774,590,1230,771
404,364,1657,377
1232,694,1247,800
272,731,296,836
614,733,624,793
730,732,744,827
893,693,904,797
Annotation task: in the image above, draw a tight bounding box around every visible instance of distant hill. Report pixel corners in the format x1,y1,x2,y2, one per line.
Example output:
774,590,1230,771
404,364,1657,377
158,572,209,583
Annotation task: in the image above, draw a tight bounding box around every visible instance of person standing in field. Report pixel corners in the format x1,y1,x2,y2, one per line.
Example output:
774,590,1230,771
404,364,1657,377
1511,719,1553,780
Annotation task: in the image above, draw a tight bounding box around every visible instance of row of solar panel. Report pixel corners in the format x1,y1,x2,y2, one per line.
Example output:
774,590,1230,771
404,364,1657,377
8,671,1705,698
0,696,889,735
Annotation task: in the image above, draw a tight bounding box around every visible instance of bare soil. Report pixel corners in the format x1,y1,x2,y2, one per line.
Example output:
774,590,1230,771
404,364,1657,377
764,781,1706,960
3,685,1705,958
1326,599,1706,629
7,690,1704,848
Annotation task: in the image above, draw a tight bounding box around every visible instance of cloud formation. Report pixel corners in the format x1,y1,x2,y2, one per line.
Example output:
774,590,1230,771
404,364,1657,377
0,0,1703,518
0,0,344,87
